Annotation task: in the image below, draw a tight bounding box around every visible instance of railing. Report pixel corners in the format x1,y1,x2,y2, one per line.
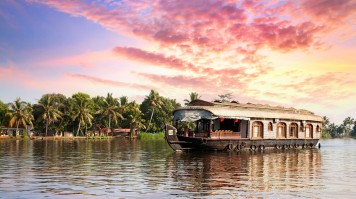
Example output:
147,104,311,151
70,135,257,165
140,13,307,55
210,130,241,139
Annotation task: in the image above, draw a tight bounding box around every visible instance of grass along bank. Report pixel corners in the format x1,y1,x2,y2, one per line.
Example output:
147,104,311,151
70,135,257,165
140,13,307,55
138,132,164,140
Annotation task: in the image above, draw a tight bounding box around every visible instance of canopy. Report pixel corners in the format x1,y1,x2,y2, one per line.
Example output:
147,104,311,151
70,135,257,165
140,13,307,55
173,109,250,122
174,110,216,122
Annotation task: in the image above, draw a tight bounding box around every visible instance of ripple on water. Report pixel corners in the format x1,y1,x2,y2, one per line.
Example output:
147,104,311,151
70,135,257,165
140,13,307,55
0,138,356,198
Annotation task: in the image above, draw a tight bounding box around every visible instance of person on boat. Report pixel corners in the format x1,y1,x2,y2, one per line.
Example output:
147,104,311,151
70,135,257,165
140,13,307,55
184,126,190,137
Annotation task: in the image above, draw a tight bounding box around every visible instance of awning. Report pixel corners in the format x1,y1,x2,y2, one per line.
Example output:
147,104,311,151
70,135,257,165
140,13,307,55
174,109,250,122
174,110,216,122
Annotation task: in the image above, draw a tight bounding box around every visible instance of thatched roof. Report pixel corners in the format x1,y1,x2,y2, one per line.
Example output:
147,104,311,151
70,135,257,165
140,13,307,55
174,99,323,122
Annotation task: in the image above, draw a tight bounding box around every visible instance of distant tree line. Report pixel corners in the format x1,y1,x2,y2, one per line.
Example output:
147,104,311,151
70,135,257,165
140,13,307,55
322,116,356,138
2,91,353,138
0,90,181,137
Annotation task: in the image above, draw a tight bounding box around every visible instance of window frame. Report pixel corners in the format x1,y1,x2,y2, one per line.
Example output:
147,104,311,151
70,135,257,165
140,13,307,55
252,121,263,138
289,123,298,138
277,122,287,138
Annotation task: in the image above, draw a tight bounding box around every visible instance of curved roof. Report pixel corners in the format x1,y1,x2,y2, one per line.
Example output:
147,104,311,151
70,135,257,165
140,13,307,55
174,99,323,122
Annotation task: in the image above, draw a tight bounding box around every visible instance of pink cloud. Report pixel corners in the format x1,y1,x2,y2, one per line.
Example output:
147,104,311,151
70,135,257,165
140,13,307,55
302,0,356,24
25,0,356,110
0,65,16,77
273,71,356,105
113,46,196,71
114,46,270,81
135,70,249,96
28,0,349,58
27,0,354,93
68,73,151,90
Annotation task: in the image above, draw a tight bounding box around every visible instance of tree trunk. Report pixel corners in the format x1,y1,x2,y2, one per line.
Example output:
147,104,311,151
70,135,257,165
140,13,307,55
45,119,49,137
129,118,135,139
16,120,19,136
147,108,155,133
108,116,111,136
76,122,81,136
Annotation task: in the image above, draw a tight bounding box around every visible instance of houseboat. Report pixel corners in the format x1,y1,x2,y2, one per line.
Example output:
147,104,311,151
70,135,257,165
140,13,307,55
165,99,323,151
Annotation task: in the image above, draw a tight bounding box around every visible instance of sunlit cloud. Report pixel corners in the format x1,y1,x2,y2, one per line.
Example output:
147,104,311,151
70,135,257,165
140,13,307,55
68,73,151,90
0,0,355,123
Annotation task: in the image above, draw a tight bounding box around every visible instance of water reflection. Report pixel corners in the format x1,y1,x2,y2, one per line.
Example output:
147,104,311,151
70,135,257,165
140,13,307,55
1,139,356,198
166,149,321,198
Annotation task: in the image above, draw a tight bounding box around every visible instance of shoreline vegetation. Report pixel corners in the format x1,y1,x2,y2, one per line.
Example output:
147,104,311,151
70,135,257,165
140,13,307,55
0,91,355,140
0,90,178,141
0,132,165,141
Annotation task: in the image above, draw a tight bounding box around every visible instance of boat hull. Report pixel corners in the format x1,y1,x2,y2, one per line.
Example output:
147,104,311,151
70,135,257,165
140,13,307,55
165,124,319,151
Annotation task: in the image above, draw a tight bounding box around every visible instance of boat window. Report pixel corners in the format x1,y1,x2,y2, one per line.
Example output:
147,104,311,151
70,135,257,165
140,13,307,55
316,125,321,132
214,119,241,132
268,122,273,131
305,124,313,138
277,122,286,138
197,119,210,133
221,119,240,132
289,123,298,138
252,121,263,138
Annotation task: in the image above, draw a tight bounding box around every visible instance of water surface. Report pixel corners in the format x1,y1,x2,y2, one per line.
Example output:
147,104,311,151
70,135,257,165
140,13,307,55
0,138,355,198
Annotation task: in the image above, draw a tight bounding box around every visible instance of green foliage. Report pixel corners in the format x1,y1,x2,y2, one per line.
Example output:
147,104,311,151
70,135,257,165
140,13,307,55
216,93,233,102
121,101,145,138
87,135,110,139
0,100,8,126
22,130,28,138
95,93,123,130
184,92,201,105
322,131,332,138
6,98,34,135
69,92,94,136
351,121,356,137
35,94,63,136
143,90,164,132
322,116,356,138
138,132,164,140
140,91,180,133
2,91,182,137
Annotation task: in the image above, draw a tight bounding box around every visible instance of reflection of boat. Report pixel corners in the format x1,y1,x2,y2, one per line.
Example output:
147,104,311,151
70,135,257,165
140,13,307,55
165,149,321,195
165,100,322,151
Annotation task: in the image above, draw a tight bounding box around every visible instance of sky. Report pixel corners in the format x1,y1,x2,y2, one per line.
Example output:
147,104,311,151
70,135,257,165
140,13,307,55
0,0,355,124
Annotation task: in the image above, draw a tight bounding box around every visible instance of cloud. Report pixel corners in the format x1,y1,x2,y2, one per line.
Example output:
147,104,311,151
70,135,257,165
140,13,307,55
270,71,356,106
38,50,117,69
68,73,151,90
302,0,356,24
28,0,350,56
113,46,196,71
0,65,16,77
20,0,356,124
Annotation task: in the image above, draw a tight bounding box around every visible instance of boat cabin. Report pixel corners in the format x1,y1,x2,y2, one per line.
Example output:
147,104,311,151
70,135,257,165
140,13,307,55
172,100,322,140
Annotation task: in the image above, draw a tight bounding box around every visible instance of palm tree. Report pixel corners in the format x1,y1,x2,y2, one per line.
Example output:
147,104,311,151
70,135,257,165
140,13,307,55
7,98,33,136
70,93,93,136
0,100,8,127
145,90,163,132
342,117,354,136
126,101,145,138
37,94,62,136
96,93,123,132
184,92,201,105
119,96,129,106
217,93,233,102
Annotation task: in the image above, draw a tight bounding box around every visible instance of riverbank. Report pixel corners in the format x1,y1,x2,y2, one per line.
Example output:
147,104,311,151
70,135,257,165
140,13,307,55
0,132,165,140
0,135,114,140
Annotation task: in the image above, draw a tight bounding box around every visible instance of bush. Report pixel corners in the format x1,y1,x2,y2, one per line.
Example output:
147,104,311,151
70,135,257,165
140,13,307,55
322,131,332,138
138,132,165,140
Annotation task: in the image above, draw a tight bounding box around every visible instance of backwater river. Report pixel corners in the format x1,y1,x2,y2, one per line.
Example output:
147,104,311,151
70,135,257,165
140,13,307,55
0,138,355,198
